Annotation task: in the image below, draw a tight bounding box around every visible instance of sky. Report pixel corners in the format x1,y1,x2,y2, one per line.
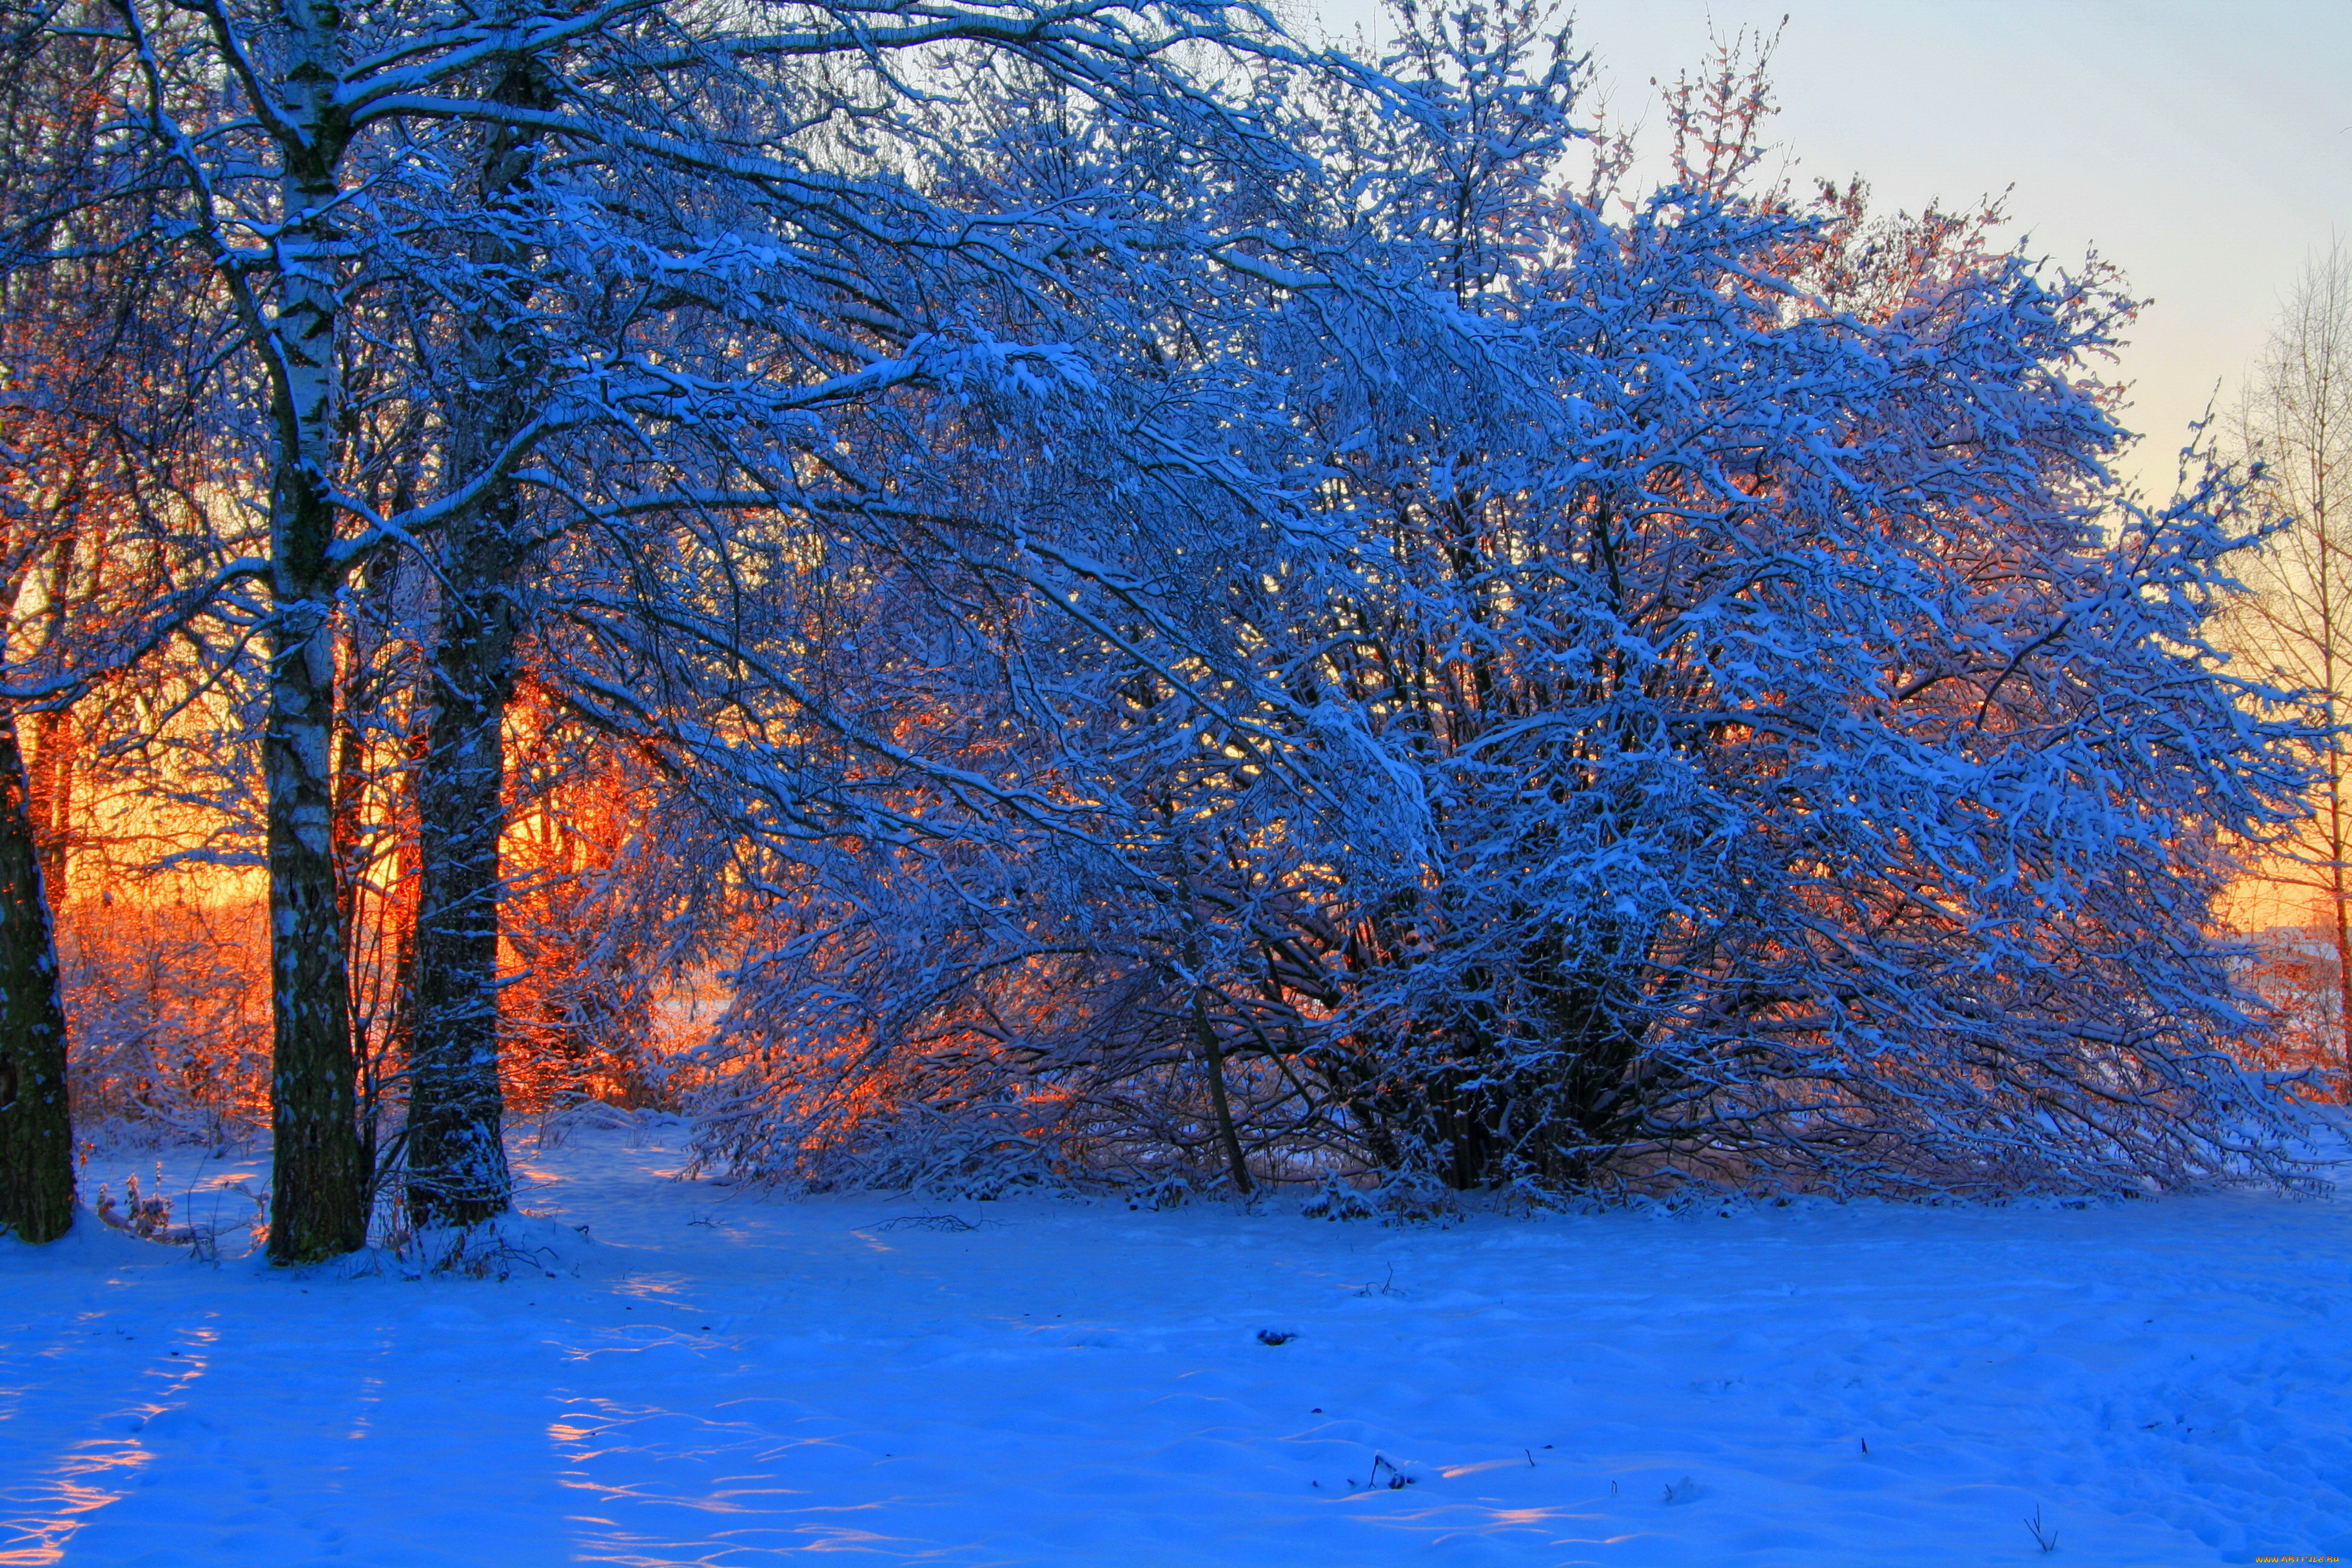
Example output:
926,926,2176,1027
1301,0,2352,500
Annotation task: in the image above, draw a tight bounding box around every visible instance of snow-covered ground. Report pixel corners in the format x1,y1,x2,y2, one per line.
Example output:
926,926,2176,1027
3,1124,2344,1567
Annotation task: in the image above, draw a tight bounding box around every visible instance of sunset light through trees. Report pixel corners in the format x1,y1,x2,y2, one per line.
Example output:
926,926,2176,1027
1,3,2347,1561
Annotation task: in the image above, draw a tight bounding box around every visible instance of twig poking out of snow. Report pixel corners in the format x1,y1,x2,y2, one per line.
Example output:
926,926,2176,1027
2024,1506,2060,1553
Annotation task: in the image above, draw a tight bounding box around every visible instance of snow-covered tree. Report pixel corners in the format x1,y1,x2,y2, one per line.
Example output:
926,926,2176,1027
696,10,2317,1200
0,8,238,1240
85,0,1331,1248
35,0,2318,1228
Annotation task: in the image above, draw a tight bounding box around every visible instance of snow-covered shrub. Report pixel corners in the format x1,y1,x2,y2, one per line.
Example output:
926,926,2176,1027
63,897,269,1147
1300,1174,1462,1226
680,7,2318,1202
1128,1176,1195,1211
498,724,700,1118
1300,1179,1374,1222
692,914,1204,1198
1259,29,2319,1198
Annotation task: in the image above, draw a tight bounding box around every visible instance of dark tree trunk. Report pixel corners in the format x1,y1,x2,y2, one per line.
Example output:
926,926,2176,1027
402,56,551,1226
0,720,73,1242
1190,990,1253,1194
404,539,520,1225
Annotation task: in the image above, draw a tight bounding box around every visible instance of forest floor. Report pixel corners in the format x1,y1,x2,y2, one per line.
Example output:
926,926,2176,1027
1,1121,2346,1568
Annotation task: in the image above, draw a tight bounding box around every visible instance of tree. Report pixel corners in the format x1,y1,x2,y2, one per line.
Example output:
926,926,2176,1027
38,0,2315,1217
0,1,241,1237
0,715,70,1242
90,0,1328,1249
0,6,99,1244
0,8,163,1241
2222,242,2352,1090
696,9,2318,1200
598,40,1409,1195
1273,30,2315,1194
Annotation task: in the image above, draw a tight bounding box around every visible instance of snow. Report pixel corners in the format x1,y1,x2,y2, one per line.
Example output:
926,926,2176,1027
4,1125,2346,1567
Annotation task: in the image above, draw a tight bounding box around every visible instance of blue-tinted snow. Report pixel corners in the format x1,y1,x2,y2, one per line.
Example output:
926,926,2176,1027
2,1122,2344,1565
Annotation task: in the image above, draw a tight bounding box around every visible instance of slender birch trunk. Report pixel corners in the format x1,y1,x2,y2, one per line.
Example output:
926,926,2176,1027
2227,246,2352,1092
262,0,367,1262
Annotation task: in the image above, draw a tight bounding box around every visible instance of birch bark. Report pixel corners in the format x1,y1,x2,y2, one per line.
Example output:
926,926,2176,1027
260,0,367,1261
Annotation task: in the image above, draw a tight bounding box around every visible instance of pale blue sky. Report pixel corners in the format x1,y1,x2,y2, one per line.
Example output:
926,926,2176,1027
1304,0,2352,499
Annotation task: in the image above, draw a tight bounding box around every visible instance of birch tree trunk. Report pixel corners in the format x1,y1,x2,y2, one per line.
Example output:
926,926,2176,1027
2225,243,2352,1091
262,0,367,1262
